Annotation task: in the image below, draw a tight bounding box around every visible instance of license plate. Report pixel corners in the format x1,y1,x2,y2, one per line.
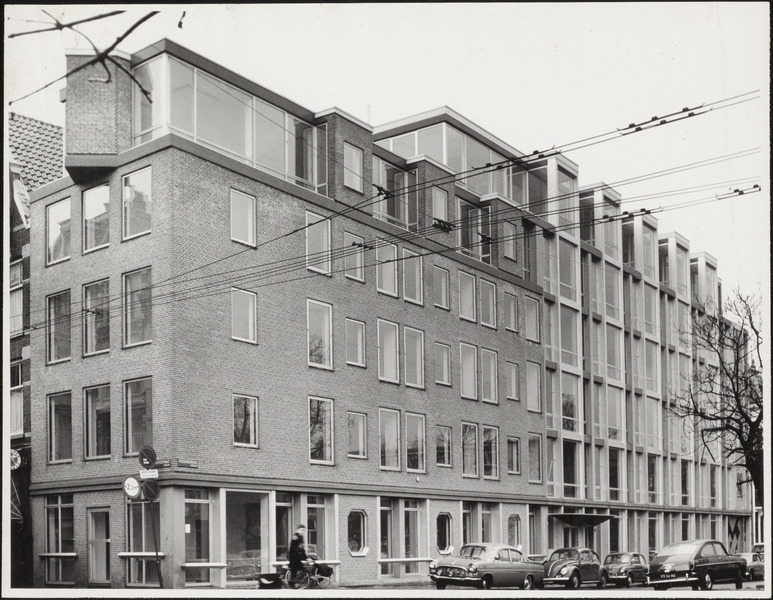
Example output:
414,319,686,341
659,573,676,579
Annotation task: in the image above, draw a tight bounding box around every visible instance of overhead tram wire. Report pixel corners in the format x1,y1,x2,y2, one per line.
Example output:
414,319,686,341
24,91,761,322
25,184,760,339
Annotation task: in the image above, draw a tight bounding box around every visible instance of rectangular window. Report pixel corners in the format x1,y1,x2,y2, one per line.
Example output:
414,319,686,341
558,239,577,300
183,489,211,584
306,211,331,274
460,343,478,399
560,305,578,366
646,340,659,392
606,325,622,380
233,394,258,447
48,392,72,462
607,386,623,441
404,327,424,388
231,288,257,343
432,187,448,221
406,413,426,472
480,280,497,328
459,272,476,321
526,361,542,412
528,434,542,482
347,412,367,458
45,494,75,583
10,364,23,436
344,232,365,281
83,184,109,252
481,348,498,404
379,408,400,470
307,299,333,369
125,377,152,454
503,221,517,260
434,342,451,385
436,426,452,467
230,189,256,246
376,244,398,296
309,397,334,464
47,198,71,264
373,158,418,230
526,297,540,342
9,262,23,336
85,385,110,458
483,426,499,479
506,362,520,400
124,267,152,346
88,509,110,584
377,319,399,383
507,437,521,474
127,501,160,585
605,263,620,320
505,293,519,331
47,290,71,363
457,198,491,263
403,250,423,304
462,422,479,477
83,280,110,355
561,373,579,433
345,319,366,367
433,266,449,309
344,143,363,192
122,167,152,239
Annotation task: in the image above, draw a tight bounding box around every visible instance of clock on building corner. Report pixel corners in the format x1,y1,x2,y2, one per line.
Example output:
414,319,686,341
10,449,21,470
123,476,141,499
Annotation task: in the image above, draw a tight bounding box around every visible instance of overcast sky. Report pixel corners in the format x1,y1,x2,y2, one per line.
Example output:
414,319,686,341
4,3,770,362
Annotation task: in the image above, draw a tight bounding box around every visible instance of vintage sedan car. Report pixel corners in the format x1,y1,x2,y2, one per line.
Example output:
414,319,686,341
603,552,648,587
429,543,544,590
543,547,610,588
737,552,764,580
647,539,745,590
752,543,765,560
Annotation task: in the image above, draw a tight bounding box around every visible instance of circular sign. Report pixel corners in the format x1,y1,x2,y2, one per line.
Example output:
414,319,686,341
138,446,157,469
123,476,142,499
10,449,21,470
143,480,161,502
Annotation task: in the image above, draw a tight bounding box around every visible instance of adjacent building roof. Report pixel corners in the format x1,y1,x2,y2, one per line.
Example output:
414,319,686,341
7,112,64,193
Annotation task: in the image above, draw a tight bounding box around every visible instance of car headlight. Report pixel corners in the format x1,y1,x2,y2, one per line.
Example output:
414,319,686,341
560,566,568,576
429,561,436,572
468,563,478,575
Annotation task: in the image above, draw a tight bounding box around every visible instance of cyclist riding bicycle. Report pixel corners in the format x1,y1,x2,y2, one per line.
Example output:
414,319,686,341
287,524,308,588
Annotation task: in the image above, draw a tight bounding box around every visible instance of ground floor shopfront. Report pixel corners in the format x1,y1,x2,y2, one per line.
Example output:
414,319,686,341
30,480,751,589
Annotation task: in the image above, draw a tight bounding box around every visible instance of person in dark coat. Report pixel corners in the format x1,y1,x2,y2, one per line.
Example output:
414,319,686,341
288,524,308,588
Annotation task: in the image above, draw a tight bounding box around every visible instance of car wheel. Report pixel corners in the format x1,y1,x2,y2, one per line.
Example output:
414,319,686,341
625,573,633,588
566,572,581,589
735,567,744,589
597,572,608,588
435,581,447,590
522,575,535,590
479,576,493,590
699,571,714,590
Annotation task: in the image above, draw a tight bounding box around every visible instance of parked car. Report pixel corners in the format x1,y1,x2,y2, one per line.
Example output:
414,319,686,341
542,547,609,589
647,540,745,590
429,543,544,590
752,543,765,560
603,552,649,587
737,552,764,580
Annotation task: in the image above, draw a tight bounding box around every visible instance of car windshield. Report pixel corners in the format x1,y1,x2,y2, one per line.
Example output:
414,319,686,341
458,546,498,560
549,549,579,561
659,542,700,556
604,554,631,564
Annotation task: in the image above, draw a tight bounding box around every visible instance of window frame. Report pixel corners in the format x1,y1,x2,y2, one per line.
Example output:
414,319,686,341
82,183,110,254
432,187,448,222
479,279,497,329
461,421,479,478
507,436,521,475
46,197,71,266
84,384,111,460
436,425,452,468
305,211,331,275
525,297,540,342
123,266,152,348
505,292,519,332
459,271,477,322
343,142,364,192
404,326,425,389
405,412,426,473
231,288,258,344
526,361,542,413
433,266,450,310
347,510,368,556
345,318,366,367
344,232,365,282
377,319,400,383
379,408,401,471
528,433,543,483
503,221,517,260
480,348,498,404
124,376,153,456
482,425,500,480
83,279,110,357
460,342,478,400
48,391,73,464
347,411,367,459
506,362,520,401
46,289,71,364
376,243,398,297
434,342,451,386
230,188,257,247
307,299,333,370
402,249,423,305
122,166,152,241
308,396,334,465
233,393,259,448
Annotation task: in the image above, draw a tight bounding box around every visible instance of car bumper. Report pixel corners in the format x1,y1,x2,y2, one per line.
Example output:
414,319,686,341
646,574,699,586
429,574,481,587
609,574,632,583
543,576,571,586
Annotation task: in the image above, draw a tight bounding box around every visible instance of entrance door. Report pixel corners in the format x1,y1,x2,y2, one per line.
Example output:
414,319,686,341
88,510,110,584
380,499,394,575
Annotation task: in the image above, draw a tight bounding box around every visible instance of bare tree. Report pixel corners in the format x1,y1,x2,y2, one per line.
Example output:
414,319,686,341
668,291,763,506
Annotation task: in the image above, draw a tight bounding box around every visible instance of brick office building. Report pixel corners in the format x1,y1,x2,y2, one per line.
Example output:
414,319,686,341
26,40,752,589
6,112,63,587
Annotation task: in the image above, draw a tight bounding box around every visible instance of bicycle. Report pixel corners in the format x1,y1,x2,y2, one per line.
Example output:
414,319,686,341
284,558,333,589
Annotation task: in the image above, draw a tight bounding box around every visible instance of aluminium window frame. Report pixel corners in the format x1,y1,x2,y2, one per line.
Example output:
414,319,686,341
233,393,259,448
231,287,258,344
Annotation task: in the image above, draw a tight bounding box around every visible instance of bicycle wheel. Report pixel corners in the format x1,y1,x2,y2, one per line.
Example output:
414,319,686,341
287,569,310,589
314,575,332,589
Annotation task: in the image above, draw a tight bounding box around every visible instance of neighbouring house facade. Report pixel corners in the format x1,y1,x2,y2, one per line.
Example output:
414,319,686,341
6,112,64,588
25,41,753,589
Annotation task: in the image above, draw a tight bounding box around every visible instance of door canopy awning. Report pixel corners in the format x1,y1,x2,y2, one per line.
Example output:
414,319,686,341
549,513,617,528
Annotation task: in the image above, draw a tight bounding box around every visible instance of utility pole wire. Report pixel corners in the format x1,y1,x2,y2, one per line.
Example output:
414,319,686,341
7,9,125,38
